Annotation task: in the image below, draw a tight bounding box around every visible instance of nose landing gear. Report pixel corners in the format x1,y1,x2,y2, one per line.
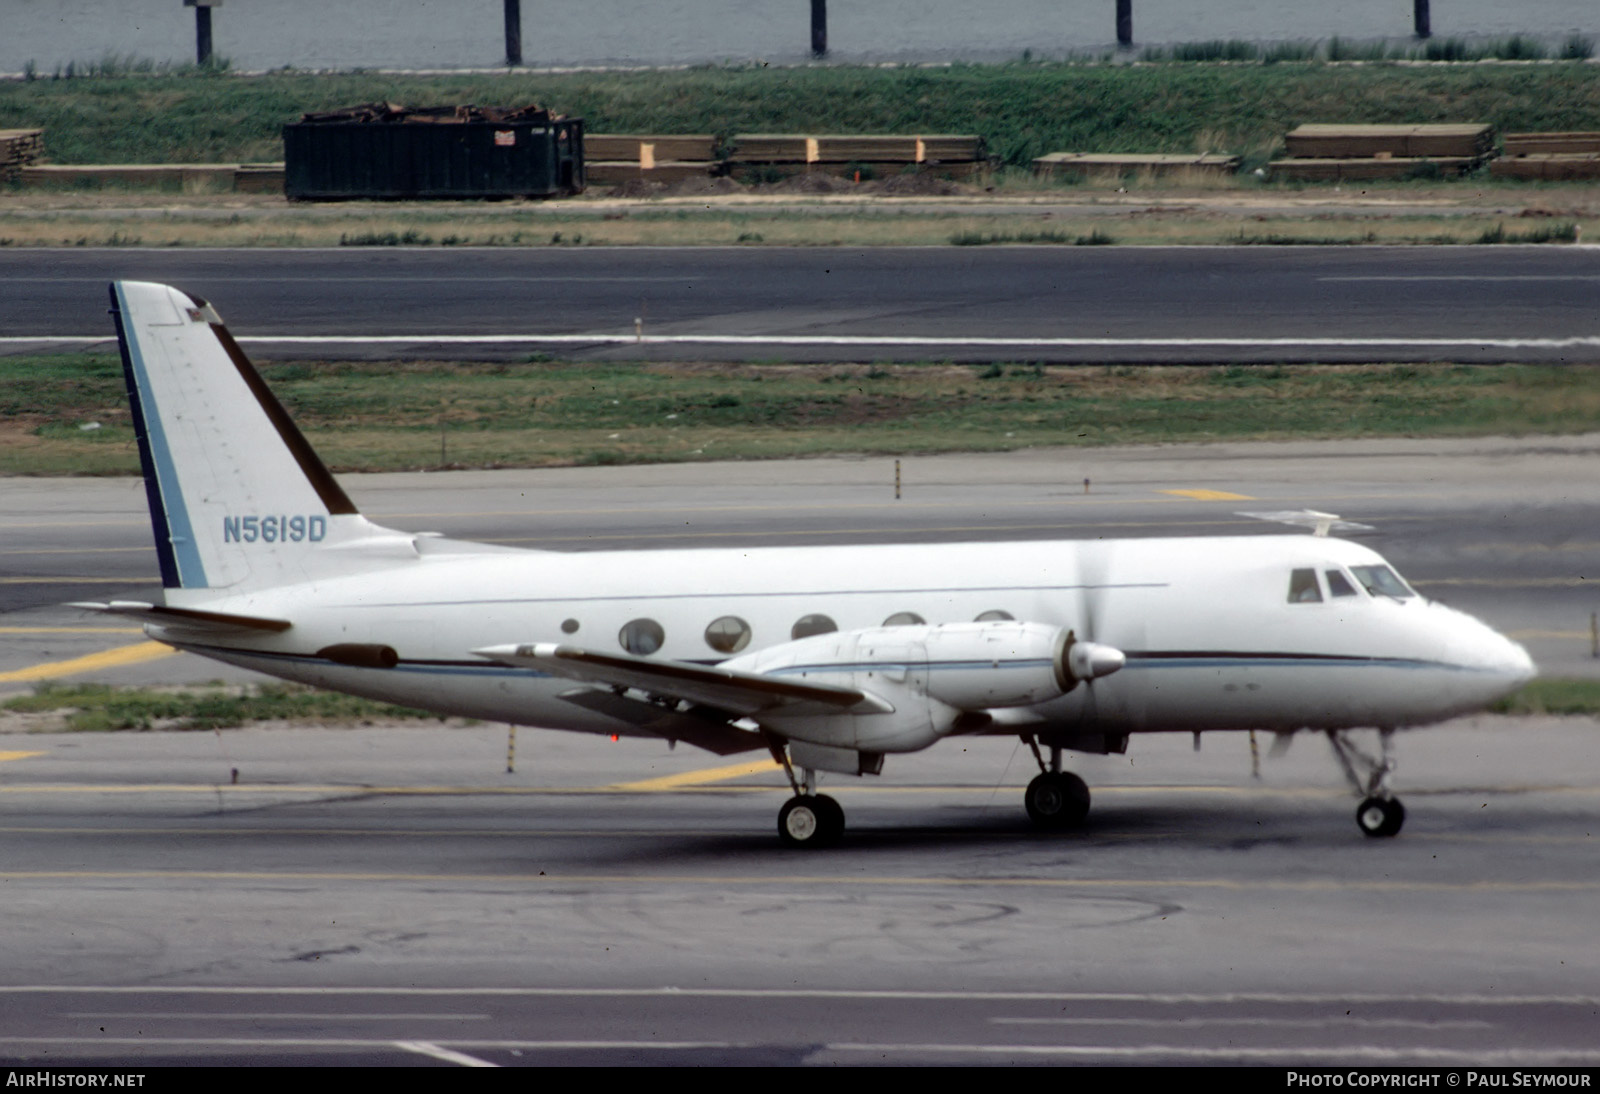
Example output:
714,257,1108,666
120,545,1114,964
1329,728,1404,838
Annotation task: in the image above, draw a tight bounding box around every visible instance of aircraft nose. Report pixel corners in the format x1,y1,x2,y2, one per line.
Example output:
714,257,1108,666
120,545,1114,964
1452,614,1536,689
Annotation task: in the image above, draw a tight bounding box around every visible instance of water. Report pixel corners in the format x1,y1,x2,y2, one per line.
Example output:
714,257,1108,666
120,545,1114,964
1,0,1594,73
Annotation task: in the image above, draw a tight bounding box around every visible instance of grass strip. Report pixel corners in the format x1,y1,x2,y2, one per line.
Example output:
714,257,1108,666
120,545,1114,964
2,682,445,732
4,63,1600,169
6,356,1600,476
1489,679,1600,717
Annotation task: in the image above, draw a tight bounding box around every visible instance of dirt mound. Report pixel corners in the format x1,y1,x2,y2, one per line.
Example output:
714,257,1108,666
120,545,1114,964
864,172,983,197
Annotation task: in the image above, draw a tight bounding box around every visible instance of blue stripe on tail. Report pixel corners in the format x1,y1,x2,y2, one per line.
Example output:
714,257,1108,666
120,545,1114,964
110,282,208,589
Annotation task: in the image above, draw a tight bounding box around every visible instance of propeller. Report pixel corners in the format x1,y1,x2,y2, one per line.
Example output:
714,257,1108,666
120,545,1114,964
1069,540,1126,726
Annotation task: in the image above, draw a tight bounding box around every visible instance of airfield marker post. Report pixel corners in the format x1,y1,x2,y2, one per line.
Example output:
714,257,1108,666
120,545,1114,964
183,0,219,67
895,459,902,499
1116,0,1133,48
507,725,516,773
1413,0,1432,39
504,0,523,66
811,1,828,58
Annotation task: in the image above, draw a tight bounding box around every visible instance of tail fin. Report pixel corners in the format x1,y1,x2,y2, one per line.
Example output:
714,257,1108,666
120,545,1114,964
111,280,391,594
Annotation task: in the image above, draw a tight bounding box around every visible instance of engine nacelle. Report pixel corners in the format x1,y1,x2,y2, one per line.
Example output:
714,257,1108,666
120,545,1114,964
724,621,1124,753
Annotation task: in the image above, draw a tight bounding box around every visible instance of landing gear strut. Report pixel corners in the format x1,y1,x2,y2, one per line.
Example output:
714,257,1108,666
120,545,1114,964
1023,737,1091,829
1328,728,1405,838
771,740,844,848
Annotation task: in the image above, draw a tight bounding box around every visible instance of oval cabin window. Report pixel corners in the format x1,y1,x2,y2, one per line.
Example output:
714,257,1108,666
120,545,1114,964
618,618,665,655
704,615,753,654
791,613,838,640
975,610,1014,622
882,611,925,626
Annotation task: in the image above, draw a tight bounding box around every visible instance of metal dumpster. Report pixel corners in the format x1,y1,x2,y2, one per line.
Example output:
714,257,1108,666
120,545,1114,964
284,103,584,200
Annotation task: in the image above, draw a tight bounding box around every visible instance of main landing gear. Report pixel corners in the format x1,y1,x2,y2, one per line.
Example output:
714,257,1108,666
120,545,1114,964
1023,737,1091,830
772,746,844,848
1328,728,1405,838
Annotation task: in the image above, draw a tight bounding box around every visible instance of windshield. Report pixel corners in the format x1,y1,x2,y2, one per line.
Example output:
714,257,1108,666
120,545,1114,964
1350,564,1416,599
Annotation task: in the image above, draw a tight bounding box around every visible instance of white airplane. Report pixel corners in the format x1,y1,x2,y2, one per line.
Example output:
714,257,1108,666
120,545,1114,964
78,280,1536,847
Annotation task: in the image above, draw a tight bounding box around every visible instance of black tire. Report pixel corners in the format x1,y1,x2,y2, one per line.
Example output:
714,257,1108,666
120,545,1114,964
778,794,845,848
1356,796,1405,838
1025,772,1091,829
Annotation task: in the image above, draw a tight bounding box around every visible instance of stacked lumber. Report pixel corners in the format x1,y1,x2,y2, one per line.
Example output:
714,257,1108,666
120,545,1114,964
1033,152,1240,179
20,163,284,193
0,128,44,181
1271,123,1491,181
234,164,286,193
727,133,986,180
1285,124,1492,159
584,134,718,186
1492,132,1600,180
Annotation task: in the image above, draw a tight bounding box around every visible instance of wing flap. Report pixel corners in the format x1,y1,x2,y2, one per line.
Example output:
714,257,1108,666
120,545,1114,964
472,642,888,718
555,689,766,756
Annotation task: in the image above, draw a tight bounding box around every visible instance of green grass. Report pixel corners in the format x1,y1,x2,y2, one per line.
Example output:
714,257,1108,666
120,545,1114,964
9,354,1600,475
4,63,1600,169
1489,679,1600,717
949,228,1115,245
2,682,442,732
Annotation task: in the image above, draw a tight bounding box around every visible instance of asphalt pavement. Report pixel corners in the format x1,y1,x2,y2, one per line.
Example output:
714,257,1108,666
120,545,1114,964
3,246,1598,362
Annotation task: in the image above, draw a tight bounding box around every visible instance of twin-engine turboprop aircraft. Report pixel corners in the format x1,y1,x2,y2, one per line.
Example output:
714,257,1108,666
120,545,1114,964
79,281,1536,846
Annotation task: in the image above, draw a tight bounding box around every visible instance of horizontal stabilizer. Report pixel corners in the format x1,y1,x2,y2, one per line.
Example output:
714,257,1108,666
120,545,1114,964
472,642,888,718
1236,510,1376,537
72,600,292,633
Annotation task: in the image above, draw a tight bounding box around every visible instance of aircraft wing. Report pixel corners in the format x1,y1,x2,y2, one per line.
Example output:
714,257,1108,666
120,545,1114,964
473,642,889,719
72,600,292,633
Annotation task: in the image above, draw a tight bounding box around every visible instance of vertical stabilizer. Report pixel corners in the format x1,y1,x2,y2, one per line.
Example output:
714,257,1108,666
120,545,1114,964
111,280,400,594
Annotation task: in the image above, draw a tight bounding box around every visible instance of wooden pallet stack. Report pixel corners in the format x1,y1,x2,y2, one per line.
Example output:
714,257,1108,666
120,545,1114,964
584,135,719,186
0,129,44,181
1032,151,1240,180
728,134,986,180
1490,132,1600,180
1269,124,1492,181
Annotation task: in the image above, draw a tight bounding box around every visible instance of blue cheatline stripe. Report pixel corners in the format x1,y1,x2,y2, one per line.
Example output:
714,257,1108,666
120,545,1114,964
112,283,207,590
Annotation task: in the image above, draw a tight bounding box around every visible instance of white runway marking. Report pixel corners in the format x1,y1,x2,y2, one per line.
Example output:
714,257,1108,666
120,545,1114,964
1320,276,1600,283
7,986,1599,1006
394,1040,499,1067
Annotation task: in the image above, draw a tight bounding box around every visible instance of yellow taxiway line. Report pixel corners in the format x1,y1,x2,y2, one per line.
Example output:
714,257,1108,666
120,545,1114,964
0,641,175,684
610,759,781,791
1158,489,1257,501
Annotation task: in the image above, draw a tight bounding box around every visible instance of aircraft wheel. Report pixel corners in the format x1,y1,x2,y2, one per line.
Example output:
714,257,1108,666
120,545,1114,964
1356,796,1405,838
1025,772,1091,830
778,794,845,848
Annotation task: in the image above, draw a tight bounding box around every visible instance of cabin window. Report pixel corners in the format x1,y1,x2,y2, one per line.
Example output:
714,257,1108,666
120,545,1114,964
704,615,752,654
1351,564,1416,599
1326,570,1358,598
561,618,580,634
975,609,1014,622
618,618,665,655
883,611,925,626
792,613,838,640
1288,568,1323,603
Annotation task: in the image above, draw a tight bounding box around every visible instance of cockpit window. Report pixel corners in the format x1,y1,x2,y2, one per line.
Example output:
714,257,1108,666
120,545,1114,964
1326,569,1358,598
1288,568,1323,603
1350,564,1416,599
